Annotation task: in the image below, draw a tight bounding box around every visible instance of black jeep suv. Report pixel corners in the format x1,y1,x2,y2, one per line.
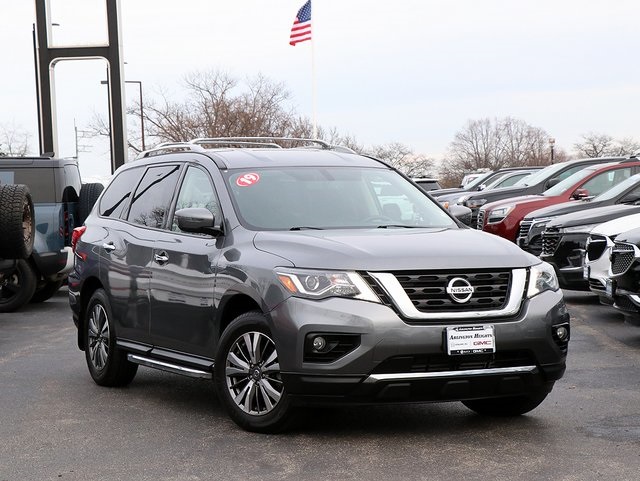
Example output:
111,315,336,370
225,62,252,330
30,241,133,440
0,156,103,312
68,138,569,432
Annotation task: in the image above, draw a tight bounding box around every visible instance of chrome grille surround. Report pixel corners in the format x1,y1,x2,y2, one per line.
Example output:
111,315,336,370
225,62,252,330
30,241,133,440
476,209,486,230
518,220,533,240
369,269,527,321
541,227,561,256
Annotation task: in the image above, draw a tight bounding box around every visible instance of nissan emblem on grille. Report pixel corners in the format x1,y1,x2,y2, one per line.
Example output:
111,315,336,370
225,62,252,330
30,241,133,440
446,277,475,303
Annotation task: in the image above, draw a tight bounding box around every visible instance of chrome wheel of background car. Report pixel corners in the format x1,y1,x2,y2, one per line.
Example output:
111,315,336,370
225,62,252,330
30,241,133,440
87,304,110,371
225,331,283,416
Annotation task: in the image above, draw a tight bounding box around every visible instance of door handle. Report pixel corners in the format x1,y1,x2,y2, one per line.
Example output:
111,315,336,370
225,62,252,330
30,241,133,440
154,252,169,264
102,242,116,252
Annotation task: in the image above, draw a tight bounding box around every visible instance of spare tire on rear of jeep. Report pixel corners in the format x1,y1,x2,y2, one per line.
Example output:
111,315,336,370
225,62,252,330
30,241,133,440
78,182,105,225
0,184,35,259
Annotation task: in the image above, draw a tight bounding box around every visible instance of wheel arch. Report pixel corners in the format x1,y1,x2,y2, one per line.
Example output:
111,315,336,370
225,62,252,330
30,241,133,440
76,276,104,350
216,292,264,341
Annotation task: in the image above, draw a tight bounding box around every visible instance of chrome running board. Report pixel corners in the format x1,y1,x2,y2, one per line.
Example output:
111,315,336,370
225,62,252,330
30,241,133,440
364,365,537,383
127,354,213,379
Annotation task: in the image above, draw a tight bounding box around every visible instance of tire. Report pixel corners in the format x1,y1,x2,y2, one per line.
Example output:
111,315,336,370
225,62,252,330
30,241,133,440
84,289,138,387
461,388,552,417
0,184,34,259
30,279,64,303
214,311,294,433
78,182,104,225
0,259,37,312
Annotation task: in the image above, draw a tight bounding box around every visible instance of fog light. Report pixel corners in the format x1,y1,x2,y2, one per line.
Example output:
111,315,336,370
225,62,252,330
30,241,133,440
555,326,569,341
312,336,326,351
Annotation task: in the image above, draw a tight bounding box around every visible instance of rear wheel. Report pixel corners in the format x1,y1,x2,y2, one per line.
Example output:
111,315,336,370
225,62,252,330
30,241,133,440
84,289,138,387
461,388,552,416
0,259,37,313
30,279,64,303
0,184,34,259
214,311,294,433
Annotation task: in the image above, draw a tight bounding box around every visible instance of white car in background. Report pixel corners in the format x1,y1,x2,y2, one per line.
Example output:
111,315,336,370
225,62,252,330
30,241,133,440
585,212,640,302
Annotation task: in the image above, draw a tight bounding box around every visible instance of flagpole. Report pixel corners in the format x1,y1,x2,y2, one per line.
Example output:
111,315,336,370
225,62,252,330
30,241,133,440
311,36,317,139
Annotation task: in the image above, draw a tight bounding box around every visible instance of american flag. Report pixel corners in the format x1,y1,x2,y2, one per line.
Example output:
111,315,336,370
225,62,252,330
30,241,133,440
289,1,312,46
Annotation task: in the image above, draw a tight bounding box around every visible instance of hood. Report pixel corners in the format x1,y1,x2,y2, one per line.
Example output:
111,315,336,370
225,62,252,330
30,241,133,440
464,184,541,205
523,199,597,221
430,187,466,198
253,228,538,271
616,226,640,244
547,204,640,229
591,212,640,237
483,194,547,212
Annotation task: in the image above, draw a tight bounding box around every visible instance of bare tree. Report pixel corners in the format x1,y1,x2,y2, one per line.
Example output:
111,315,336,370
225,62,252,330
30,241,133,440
573,132,640,158
368,142,435,177
0,122,30,157
439,117,553,187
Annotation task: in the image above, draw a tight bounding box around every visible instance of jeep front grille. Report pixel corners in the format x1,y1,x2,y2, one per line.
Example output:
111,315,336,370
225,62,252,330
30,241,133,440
611,243,636,275
541,227,561,256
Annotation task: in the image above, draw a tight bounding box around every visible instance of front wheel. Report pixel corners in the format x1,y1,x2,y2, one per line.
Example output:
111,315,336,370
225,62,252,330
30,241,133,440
461,387,552,416
214,311,294,433
84,289,138,387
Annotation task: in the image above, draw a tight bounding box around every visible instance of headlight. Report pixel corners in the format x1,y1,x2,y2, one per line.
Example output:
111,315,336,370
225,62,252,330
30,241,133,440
532,217,554,229
487,205,514,224
560,223,599,234
276,268,380,303
465,198,487,208
527,262,560,298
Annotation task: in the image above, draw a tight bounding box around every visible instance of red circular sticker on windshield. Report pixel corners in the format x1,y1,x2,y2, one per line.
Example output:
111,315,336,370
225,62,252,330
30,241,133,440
236,173,261,187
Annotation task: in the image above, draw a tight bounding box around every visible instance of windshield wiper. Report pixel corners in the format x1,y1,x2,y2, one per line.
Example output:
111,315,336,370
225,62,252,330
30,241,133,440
289,226,324,231
376,224,421,229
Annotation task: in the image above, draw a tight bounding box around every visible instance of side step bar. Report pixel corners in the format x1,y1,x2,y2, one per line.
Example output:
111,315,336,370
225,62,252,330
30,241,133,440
127,354,213,379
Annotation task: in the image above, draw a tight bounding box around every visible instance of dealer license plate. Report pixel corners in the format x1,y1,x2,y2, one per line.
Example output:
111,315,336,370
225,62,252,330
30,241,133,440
606,278,615,298
583,265,590,280
446,325,496,355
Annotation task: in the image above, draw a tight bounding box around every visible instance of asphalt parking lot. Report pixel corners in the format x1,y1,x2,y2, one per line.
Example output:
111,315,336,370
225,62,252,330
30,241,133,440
2,289,640,481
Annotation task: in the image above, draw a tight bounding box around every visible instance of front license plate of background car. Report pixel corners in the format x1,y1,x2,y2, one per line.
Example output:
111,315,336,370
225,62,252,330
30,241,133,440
446,325,495,355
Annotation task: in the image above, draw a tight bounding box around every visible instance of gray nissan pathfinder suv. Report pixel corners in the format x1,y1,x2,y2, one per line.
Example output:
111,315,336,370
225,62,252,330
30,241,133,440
68,138,569,432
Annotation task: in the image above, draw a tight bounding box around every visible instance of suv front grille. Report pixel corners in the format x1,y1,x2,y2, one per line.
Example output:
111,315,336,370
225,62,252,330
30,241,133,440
586,235,607,262
541,227,561,256
393,270,511,313
518,220,532,240
611,243,636,275
476,209,486,230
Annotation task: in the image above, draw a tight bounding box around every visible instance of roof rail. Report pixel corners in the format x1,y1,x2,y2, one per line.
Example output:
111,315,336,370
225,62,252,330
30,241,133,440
191,137,337,150
136,142,205,159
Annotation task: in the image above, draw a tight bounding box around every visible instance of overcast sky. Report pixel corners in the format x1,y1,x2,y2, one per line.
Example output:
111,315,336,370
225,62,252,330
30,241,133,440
2,0,640,179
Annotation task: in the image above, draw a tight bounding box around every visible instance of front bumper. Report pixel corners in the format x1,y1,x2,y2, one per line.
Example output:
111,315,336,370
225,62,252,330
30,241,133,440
270,290,568,404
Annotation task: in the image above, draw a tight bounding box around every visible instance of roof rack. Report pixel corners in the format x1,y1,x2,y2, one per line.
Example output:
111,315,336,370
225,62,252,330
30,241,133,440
135,137,357,160
136,142,205,159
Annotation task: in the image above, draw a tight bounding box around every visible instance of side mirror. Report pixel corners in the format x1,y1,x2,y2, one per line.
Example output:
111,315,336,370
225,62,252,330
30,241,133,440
449,204,473,226
174,208,221,235
476,184,487,191
546,177,561,189
572,188,590,200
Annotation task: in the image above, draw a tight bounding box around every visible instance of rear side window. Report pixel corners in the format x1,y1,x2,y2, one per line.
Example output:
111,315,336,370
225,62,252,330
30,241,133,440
0,168,56,203
127,165,181,228
99,167,145,219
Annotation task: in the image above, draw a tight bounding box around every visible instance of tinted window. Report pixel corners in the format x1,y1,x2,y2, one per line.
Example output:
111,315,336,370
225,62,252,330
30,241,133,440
99,167,145,219
580,168,631,197
171,166,221,232
0,168,56,203
127,165,181,228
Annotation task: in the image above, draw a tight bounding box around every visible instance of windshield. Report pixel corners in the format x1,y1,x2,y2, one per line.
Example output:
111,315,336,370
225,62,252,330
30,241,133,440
543,168,595,196
593,173,640,202
225,167,458,230
513,163,568,187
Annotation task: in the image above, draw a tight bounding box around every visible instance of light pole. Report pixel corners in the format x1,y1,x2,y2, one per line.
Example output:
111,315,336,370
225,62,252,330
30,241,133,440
549,137,556,163
101,79,145,151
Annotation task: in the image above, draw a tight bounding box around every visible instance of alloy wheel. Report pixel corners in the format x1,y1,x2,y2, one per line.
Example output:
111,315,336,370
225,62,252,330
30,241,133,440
88,304,110,371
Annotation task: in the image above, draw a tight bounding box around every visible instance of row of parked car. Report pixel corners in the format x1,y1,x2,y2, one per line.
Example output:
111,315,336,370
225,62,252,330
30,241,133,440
430,155,640,324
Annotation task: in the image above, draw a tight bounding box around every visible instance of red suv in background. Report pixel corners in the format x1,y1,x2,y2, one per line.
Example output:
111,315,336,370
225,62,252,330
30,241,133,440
478,161,640,242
